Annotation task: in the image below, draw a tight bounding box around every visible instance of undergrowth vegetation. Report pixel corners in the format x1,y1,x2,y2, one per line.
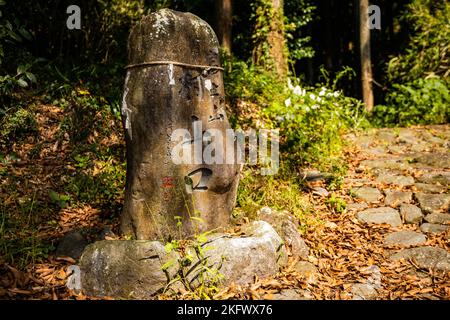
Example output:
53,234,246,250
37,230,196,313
0,88,125,268
225,60,368,168
225,58,365,227
373,0,450,126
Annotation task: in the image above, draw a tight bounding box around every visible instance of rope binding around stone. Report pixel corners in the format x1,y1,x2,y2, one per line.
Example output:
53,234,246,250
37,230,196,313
125,60,224,72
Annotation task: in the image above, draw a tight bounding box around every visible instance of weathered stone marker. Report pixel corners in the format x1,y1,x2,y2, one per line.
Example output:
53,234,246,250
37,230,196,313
120,9,240,240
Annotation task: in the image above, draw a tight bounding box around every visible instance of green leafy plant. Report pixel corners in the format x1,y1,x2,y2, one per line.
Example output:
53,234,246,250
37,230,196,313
160,227,224,299
0,204,55,269
0,0,37,105
373,77,449,126
387,0,450,83
326,193,347,214
225,59,367,169
48,190,70,209
0,64,37,95
236,167,313,232
265,69,368,169
284,0,316,63
65,156,126,205
374,0,450,127
0,107,37,146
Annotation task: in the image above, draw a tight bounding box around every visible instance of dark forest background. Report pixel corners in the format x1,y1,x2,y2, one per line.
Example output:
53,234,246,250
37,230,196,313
1,1,448,113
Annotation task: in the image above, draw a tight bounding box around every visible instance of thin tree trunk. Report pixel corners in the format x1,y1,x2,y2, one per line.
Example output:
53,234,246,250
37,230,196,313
216,0,233,53
359,0,374,112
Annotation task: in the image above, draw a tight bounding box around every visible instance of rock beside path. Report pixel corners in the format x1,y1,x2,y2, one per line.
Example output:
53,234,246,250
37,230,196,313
415,193,450,214
79,221,287,299
384,231,426,247
400,204,423,224
390,246,450,272
205,221,287,286
359,159,408,172
414,154,450,169
351,265,381,300
384,190,412,207
271,289,313,300
80,240,178,299
354,187,383,203
347,203,369,212
280,220,309,259
424,213,450,225
376,174,414,187
420,223,449,235
257,207,309,259
416,172,450,186
357,207,402,227
351,283,378,300
414,183,446,194
56,231,88,260
294,261,318,283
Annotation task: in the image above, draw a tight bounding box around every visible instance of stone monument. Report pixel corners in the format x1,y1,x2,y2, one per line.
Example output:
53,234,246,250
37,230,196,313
120,9,240,240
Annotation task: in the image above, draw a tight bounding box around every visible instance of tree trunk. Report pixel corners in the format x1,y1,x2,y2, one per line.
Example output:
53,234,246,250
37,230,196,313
252,0,288,80
359,0,374,112
216,0,233,53
269,0,288,79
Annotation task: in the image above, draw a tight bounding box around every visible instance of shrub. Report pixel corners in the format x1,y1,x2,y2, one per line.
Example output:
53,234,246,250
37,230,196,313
224,59,367,170
387,0,450,83
265,75,367,168
284,0,316,63
373,78,449,127
0,0,37,107
0,107,37,146
375,0,450,127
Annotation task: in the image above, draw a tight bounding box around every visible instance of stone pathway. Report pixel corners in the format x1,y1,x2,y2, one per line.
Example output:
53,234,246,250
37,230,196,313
225,125,449,300
223,125,450,300
341,125,450,298
347,126,449,239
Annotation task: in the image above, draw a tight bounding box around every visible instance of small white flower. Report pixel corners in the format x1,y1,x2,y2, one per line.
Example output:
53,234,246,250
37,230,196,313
305,106,311,112
317,97,323,103
293,85,302,95
333,91,340,97
311,104,319,110
319,87,327,96
309,93,316,100
285,98,291,107
288,79,294,90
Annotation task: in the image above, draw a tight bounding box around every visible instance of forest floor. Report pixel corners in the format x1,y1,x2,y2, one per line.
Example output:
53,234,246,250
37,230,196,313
0,103,449,300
